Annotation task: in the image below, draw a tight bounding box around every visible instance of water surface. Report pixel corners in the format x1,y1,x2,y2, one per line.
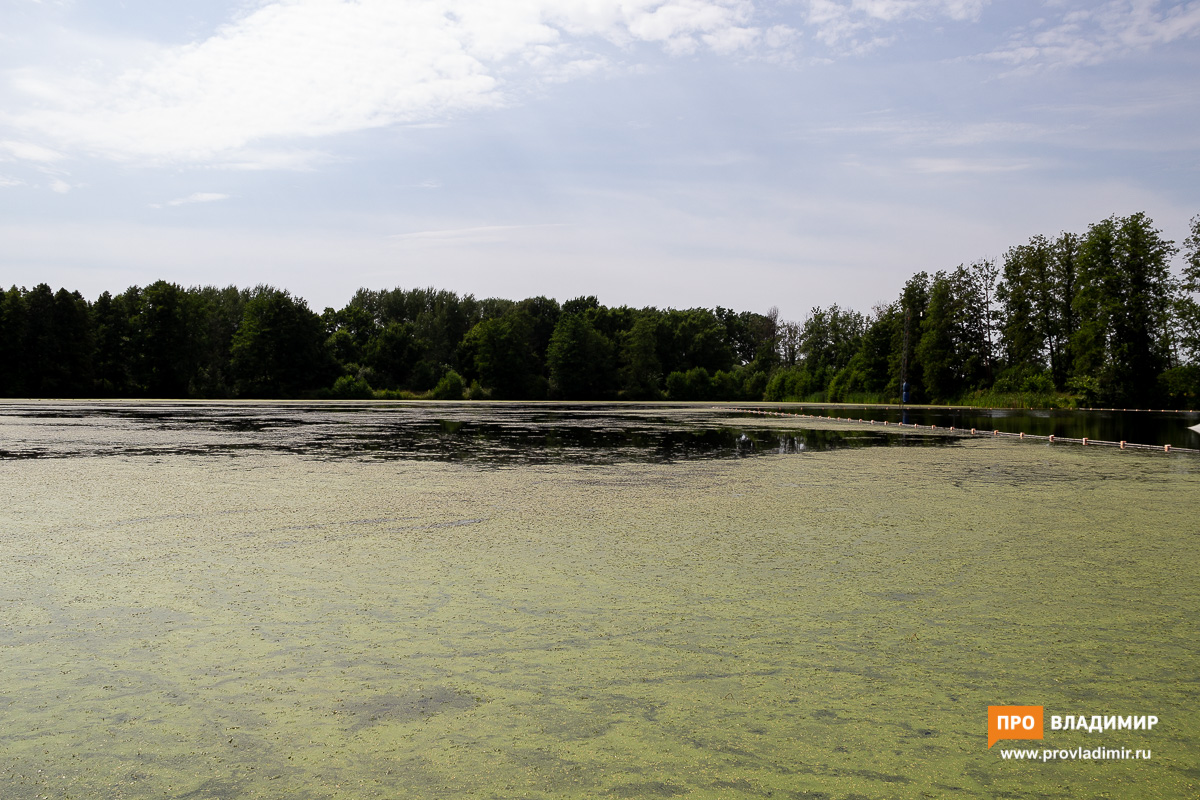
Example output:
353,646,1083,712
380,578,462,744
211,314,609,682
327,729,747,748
2,403,1196,799
0,401,952,463
784,404,1200,449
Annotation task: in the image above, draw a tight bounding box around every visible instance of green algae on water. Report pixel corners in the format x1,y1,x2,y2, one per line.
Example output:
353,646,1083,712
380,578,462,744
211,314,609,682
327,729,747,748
1,408,1198,799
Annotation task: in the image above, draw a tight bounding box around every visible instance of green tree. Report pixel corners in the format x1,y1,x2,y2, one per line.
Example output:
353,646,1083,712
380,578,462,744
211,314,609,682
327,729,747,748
546,313,614,399
51,288,94,396
517,295,562,378
827,303,897,401
364,287,481,386
717,306,778,369
0,287,30,396
191,285,248,397
366,321,423,389
1052,232,1080,384
860,304,899,392
460,312,540,399
21,284,57,396
618,313,664,399
1164,215,1200,406
1071,213,1178,404
891,273,930,401
231,287,329,397
763,367,817,402
776,319,801,368
660,309,734,377
127,281,201,397
917,273,959,401
665,366,714,400
429,369,465,400
916,266,994,401
998,237,1074,386
799,305,866,388
1178,215,1200,365
323,301,377,378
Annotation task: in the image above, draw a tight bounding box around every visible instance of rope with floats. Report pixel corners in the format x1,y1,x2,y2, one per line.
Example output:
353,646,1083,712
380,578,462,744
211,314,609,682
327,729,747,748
717,408,1199,455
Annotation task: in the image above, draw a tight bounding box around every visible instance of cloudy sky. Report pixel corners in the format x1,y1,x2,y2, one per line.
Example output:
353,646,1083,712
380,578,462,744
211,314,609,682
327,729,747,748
2,0,1198,320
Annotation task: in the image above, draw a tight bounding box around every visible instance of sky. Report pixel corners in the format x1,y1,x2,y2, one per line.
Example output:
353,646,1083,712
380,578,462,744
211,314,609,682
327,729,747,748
1,0,1198,323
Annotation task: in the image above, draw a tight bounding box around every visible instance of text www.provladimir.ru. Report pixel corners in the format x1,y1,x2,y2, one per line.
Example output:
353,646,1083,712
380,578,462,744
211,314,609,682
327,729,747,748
1000,747,1151,761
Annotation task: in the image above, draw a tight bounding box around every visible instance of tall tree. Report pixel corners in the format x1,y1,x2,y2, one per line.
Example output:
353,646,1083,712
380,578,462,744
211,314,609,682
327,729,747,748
619,312,664,399
799,305,865,382
51,288,94,396
1178,215,1200,365
0,287,30,396
231,287,329,397
517,295,562,374
916,272,959,401
129,281,201,397
957,262,996,388
21,284,58,395
660,309,734,376
891,273,930,400
460,312,540,399
191,285,248,397
863,303,899,391
325,301,377,367
776,319,801,368
91,291,133,396
366,321,423,389
998,239,1048,371
546,313,614,399
1051,231,1080,385
998,237,1076,386
1071,213,1177,404
917,266,994,401
716,306,777,369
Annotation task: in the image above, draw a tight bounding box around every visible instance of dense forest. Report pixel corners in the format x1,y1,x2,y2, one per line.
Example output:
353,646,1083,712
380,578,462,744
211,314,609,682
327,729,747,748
3,212,1199,408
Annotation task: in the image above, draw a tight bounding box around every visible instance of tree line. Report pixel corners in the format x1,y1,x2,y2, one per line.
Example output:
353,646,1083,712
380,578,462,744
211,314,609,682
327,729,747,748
3,212,1198,407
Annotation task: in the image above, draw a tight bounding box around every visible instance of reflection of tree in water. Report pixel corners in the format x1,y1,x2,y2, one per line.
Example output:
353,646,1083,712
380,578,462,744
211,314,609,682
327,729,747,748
0,403,957,464
330,418,954,465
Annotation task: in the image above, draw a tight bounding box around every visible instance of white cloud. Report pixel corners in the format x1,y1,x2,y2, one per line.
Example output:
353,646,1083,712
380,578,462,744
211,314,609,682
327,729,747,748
703,25,761,54
986,0,1200,70
387,223,566,242
804,116,1061,150
0,139,65,163
906,156,1032,173
0,174,24,188
6,0,776,167
154,192,231,208
803,0,988,53
764,23,799,49
49,177,72,193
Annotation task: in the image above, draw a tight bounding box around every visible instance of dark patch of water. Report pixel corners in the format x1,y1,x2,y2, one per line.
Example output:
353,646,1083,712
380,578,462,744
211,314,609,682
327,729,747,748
0,403,956,464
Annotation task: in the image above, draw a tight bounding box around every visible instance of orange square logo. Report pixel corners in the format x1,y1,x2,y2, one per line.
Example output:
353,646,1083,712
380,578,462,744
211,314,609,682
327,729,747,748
988,706,1044,748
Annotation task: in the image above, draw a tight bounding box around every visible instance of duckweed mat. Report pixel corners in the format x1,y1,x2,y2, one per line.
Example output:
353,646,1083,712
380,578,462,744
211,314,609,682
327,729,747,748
2,424,1197,798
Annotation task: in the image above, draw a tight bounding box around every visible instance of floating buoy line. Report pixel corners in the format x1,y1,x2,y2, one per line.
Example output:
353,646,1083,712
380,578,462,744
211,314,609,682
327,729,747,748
716,408,1199,455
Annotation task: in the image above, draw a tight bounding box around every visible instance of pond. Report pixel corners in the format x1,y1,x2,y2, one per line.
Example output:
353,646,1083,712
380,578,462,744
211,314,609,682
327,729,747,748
1,402,1197,799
